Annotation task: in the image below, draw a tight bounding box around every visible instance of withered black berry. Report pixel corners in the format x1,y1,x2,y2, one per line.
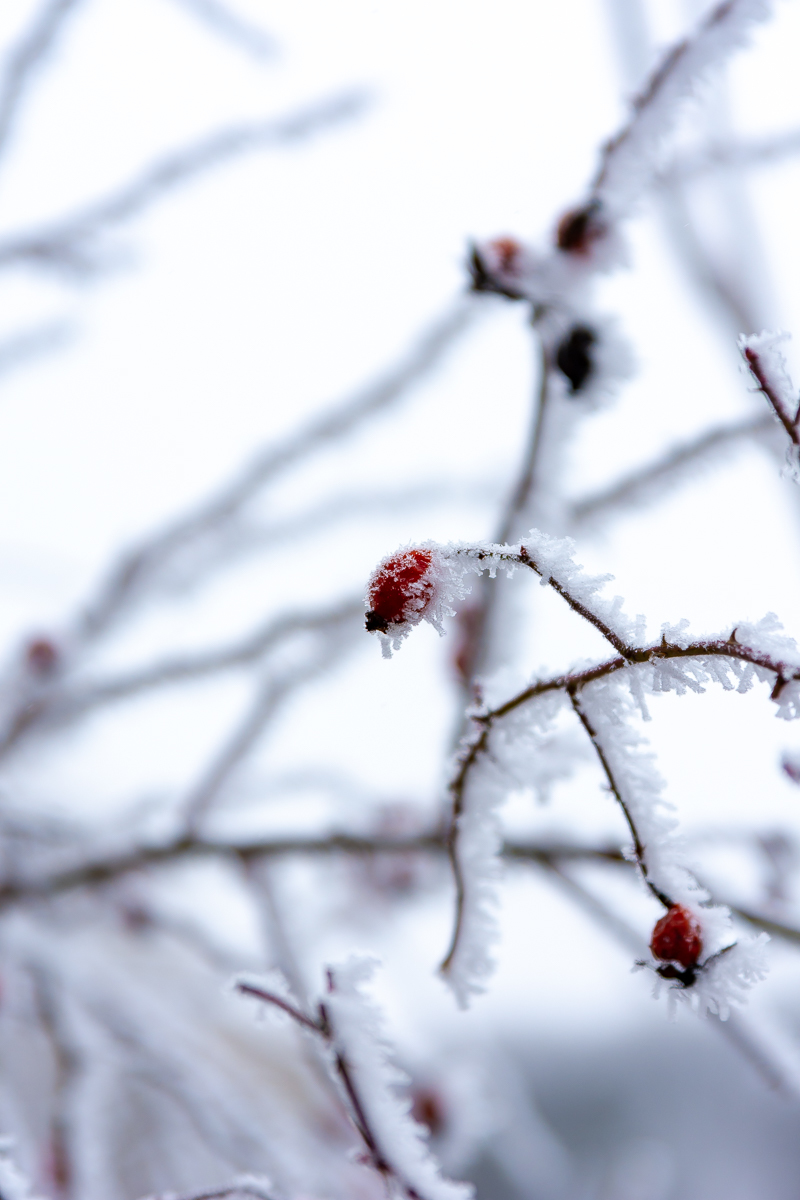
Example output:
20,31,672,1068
556,325,596,395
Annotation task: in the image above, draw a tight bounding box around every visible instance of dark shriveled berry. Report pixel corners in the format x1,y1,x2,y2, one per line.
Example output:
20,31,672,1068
555,202,605,254
556,325,596,395
366,549,434,633
650,905,703,969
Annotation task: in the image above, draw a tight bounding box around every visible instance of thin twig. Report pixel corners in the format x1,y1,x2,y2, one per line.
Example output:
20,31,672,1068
0,0,84,163
28,960,81,1199
568,688,672,908
742,344,800,449
181,629,357,834
665,128,800,182
166,0,276,60
235,982,323,1034
569,413,774,529
460,341,551,686
238,976,431,1200
0,89,369,273
1,599,361,749
76,296,479,641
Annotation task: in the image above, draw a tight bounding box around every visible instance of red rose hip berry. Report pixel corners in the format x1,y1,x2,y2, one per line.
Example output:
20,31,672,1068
650,905,703,969
366,549,434,634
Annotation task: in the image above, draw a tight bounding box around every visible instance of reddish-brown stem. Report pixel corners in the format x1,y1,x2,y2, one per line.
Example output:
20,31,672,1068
743,346,800,447
235,982,324,1035
568,688,673,909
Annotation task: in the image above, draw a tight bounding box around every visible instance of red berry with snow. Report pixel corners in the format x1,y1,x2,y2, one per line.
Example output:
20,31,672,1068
650,905,703,969
366,549,434,634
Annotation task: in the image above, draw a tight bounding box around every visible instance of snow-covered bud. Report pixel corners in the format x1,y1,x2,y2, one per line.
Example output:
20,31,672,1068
555,324,596,395
366,549,434,635
650,905,703,969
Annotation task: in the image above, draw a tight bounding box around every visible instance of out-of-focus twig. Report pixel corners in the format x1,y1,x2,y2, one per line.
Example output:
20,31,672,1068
569,412,774,529
0,0,85,163
665,128,800,182
28,959,81,1199
0,599,362,750
166,0,276,60
76,296,480,641
181,618,360,834
0,89,370,274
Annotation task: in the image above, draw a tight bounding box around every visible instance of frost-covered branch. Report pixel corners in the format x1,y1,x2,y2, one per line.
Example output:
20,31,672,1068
238,963,472,1200
365,534,795,1007
739,332,800,471
567,688,672,908
590,0,774,220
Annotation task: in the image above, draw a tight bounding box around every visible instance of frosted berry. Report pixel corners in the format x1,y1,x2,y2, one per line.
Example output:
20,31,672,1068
650,905,702,969
366,549,434,634
556,325,596,394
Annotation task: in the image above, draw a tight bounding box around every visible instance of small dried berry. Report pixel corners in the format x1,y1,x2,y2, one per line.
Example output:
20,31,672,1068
650,905,703,969
410,1087,447,1138
366,549,434,634
556,325,596,394
25,637,59,675
555,202,605,254
488,236,522,273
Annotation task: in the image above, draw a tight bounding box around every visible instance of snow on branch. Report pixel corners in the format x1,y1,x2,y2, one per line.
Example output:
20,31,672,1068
590,0,775,220
739,330,800,478
236,965,474,1200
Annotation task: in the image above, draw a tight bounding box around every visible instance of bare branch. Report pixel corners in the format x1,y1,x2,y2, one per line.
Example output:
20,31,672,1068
166,0,276,60
741,339,800,450
235,982,323,1035
180,616,360,833
76,296,479,641
569,413,774,529
4,599,362,746
145,1187,276,1200
0,0,84,163
665,128,800,182
0,89,370,273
